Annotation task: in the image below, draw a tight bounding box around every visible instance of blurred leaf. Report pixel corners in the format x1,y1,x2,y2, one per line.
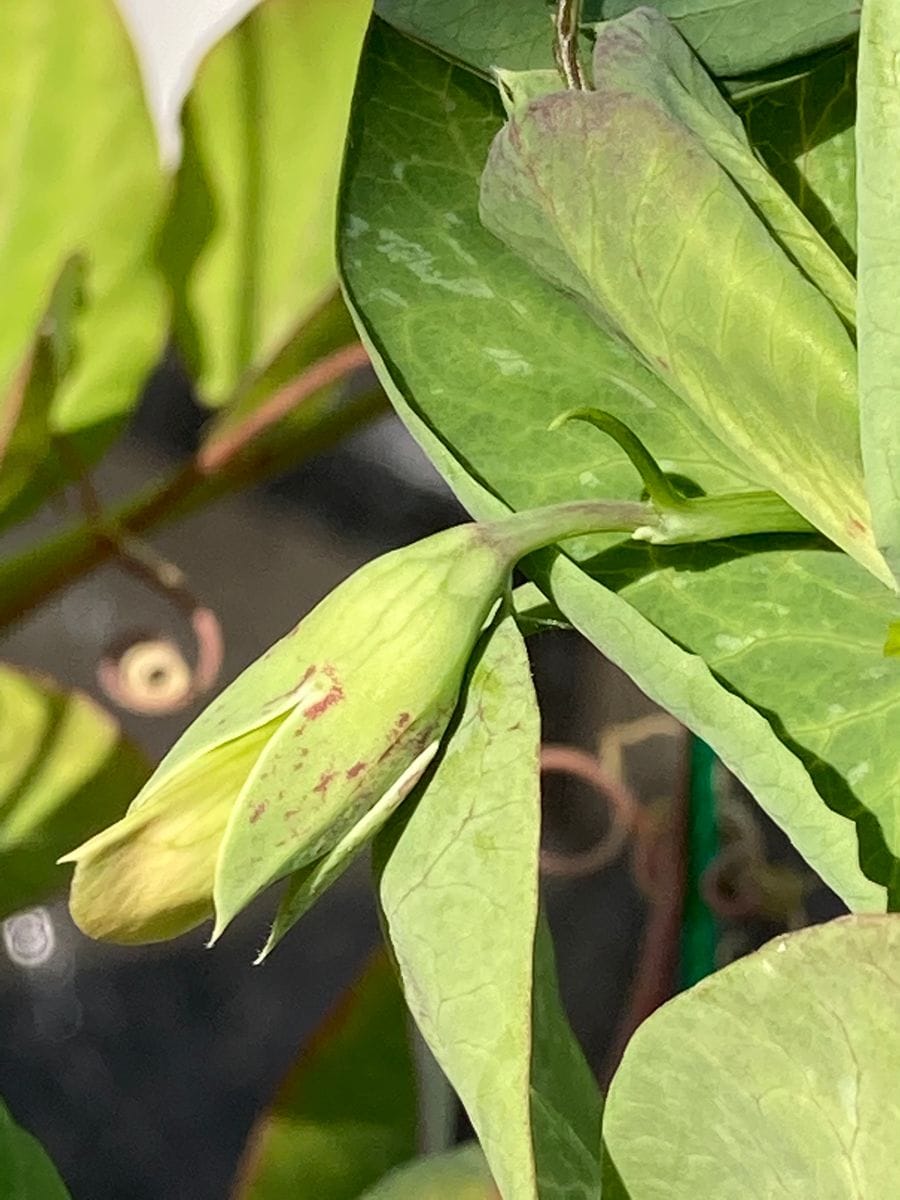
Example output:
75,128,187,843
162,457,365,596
162,0,370,406
359,1145,496,1199
857,1,900,587
0,664,148,920
231,951,417,1200
0,1099,70,1199
376,613,603,1199
0,257,83,520
339,22,894,911
741,46,857,266
376,0,859,78
603,916,900,1197
198,290,365,472
0,0,165,473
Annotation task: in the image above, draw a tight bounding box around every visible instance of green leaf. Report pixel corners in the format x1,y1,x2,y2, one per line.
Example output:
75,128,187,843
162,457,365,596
358,1145,496,1199
0,0,165,463
595,1,860,76
603,915,900,1197
0,257,83,520
857,0,900,586
375,0,859,79
480,14,883,584
339,21,896,909
162,0,370,406
740,46,857,265
231,951,417,1200
375,612,603,1199
0,664,148,920
0,1099,70,1199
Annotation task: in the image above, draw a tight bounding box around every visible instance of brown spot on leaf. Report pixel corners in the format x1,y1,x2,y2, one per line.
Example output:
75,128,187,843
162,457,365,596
249,802,267,825
346,760,367,779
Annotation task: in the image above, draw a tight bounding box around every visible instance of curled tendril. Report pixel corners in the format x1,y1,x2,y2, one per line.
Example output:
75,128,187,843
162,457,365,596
539,743,639,877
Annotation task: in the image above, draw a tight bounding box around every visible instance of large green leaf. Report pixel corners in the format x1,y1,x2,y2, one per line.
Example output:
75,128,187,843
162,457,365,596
376,0,859,78
358,1145,496,1199
376,612,603,1199
603,915,900,1197
740,45,857,265
480,13,879,581
162,0,370,406
339,20,897,909
0,1100,70,1199
0,664,147,920
231,951,417,1200
857,0,900,586
0,0,165,465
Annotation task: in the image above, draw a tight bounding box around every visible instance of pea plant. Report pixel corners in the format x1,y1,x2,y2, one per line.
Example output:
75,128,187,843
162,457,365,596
2,1,899,1197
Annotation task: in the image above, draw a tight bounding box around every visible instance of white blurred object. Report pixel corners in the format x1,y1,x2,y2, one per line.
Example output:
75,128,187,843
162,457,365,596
3,908,57,968
115,0,263,168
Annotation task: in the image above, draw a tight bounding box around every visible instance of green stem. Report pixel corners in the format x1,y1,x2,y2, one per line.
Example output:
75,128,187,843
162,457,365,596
0,386,387,632
553,406,815,542
551,407,686,510
487,498,655,562
679,738,720,989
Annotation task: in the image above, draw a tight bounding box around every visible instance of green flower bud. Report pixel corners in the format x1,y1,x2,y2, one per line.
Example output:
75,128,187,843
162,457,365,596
63,501,645,945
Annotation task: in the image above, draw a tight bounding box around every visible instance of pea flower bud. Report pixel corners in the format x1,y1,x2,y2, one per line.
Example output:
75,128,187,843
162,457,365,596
62,501,645,945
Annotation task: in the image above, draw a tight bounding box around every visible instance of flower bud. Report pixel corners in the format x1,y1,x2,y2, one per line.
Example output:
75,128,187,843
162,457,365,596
63,501,640,945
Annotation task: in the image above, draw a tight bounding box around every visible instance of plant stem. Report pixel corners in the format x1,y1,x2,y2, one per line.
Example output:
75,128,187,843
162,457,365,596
0,378,386,632
488,498,656,562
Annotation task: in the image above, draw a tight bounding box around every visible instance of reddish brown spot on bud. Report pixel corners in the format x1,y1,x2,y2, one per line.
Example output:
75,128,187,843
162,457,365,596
249,802,267,824
314,770,337,795
346,760,368,779
303,665,344,721
848,517,867,536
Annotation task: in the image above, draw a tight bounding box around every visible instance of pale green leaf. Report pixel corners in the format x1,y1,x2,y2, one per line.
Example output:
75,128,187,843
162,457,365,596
857,0,900,585
339,21,896,909
376,0,859,78
740,45,857,265
596,0,859,76
376,612,603,1199
359,1145,496,1200
603,915,900,1198
0,1099,70,1199
162,0,370,406
584,11,854,324
231,951,417,1200
480,14,886,584
0,0,165,444
0,663,147,920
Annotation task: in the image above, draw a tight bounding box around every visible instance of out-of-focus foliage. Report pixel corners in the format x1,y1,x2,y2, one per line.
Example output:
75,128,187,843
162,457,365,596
0,663,147,920
231,952,417,1200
